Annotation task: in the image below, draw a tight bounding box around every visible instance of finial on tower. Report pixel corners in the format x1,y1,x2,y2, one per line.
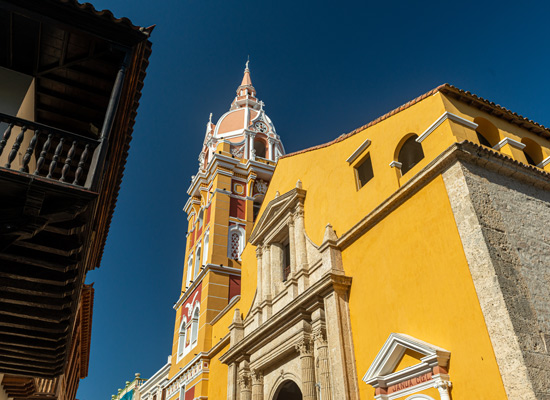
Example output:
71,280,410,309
209,112,213,123
245,56,250,71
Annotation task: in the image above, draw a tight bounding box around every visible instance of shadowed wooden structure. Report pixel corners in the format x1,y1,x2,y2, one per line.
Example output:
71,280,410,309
0,0,152,398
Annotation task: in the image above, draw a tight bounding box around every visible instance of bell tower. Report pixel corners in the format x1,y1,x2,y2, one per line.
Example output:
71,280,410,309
167,63,284,397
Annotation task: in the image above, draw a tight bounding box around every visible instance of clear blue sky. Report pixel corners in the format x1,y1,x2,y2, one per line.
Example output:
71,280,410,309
77,1,550,399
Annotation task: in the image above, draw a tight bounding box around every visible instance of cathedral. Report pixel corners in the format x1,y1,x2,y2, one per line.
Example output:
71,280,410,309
129,64,550,400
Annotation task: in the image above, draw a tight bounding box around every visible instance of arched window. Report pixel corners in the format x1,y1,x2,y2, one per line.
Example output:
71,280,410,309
228,226,245,260
202,230,209,266
177,318,187,358
521,138,544,166
185,255,193,288
254,139,266,158
194,244,201,278
397,134,424,175
191,307,199,344
474,117,500,148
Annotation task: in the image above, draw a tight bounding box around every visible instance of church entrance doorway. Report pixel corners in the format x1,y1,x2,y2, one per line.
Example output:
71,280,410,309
273,380,302,400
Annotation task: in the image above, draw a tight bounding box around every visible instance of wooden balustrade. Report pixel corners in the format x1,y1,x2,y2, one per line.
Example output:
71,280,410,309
0,112,101,189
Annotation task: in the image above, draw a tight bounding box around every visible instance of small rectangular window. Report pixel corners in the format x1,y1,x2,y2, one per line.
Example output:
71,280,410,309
283,242,290,281
355,154,374,189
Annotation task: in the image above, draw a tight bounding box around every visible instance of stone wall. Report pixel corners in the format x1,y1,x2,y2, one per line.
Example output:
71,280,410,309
443,160,550,399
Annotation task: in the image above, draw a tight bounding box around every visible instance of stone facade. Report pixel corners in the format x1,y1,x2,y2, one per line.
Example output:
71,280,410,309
443,159,550,399
220,184,359,400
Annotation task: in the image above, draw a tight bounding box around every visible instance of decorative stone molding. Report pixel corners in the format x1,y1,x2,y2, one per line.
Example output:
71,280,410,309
389,161,402,169
346,138,372,164
416,111,478,143
492,137,526,151
363,333,451,400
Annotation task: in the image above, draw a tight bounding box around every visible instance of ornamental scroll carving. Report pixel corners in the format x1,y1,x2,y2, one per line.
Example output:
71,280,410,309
254,179,268,195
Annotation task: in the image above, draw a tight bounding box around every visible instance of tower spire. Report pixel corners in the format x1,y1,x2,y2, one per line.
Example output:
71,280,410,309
240,59,252,87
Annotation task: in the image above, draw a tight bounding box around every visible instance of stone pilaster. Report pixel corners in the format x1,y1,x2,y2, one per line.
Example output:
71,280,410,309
227,362,238,400
255,245,263,307
293,203,309,292
251,370,263,400
313,328,331,400
288,214,296,275
296,338,316,400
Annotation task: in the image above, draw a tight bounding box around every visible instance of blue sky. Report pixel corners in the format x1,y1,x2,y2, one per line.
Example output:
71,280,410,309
77,1,550,399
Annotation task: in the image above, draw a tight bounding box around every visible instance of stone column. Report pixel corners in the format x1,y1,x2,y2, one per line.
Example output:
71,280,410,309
296,339,316,400
255,246,263,307
239,374,252,400
248,132,256,160
268,138,276,161
251,370,263,400
434,379,452,400
314,329,332,400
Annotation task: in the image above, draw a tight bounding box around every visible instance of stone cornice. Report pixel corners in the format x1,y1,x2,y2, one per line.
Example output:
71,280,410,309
219,272,351,364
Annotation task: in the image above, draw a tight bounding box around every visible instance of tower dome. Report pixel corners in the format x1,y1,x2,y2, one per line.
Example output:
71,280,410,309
199,62,284,170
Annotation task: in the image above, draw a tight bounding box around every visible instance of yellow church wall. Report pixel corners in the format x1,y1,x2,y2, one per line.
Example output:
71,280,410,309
208,343,230,399
390,349,425,373
343,176,507,399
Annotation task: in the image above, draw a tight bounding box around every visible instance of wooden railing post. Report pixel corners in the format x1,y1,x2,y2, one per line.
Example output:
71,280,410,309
85,48,132,190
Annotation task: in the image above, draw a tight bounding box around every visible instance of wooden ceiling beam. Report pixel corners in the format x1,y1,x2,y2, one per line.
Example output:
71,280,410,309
0,290,73,310
0,302,72,323
14,239,83,257
0,252,73,272
0,332,66,350
0,361,61,377
39,74,110,99
0,325,65,342
0,263,77,286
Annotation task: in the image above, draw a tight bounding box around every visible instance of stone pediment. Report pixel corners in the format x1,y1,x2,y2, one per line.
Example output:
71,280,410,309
249,185,306,245
363,333,451,400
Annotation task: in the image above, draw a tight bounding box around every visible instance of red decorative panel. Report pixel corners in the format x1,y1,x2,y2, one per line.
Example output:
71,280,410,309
229,276,241,300
206,205,211,224
189,231,194,248
230,198,245,219
184,386,194,400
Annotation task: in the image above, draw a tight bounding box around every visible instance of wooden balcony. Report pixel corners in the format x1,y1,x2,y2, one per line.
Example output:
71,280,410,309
0,0,153,384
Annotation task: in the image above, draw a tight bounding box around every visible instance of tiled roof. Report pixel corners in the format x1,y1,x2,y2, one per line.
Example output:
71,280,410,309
56,0,154,35
283,84,550,159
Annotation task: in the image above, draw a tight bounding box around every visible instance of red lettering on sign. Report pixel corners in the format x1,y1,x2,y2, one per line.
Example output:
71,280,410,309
387,372,432,394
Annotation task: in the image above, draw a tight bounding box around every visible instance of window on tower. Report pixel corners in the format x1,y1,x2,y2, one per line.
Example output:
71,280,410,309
191,307,199,344
228,225,245,260
177,318,187,359
194,244,201,278
283,241,291,282
198,208,204,228
185,255,193,288
254,139,266,158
